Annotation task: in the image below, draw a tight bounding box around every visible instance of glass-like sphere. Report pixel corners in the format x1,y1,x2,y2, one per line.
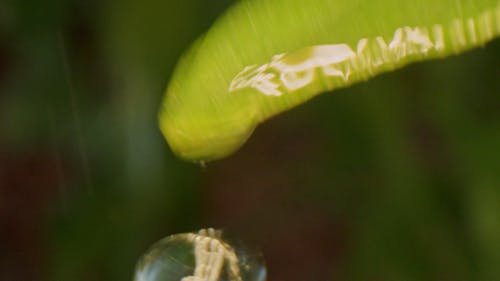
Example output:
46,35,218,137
134,228,266,281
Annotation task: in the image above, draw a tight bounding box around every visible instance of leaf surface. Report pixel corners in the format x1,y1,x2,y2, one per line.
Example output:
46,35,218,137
159,0,500,162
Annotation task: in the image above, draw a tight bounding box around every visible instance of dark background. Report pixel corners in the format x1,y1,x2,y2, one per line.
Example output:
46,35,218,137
1,0,500,280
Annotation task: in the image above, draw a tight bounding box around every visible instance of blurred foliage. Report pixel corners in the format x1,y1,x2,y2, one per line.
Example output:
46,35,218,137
0,0,499,281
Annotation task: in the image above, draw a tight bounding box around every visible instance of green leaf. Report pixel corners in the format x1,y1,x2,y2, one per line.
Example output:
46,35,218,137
159,0,500,162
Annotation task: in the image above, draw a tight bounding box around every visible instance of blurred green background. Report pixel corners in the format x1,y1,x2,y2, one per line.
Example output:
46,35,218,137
1,0,499,281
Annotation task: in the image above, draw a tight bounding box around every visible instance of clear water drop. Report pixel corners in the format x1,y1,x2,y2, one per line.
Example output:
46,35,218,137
134,228,266,281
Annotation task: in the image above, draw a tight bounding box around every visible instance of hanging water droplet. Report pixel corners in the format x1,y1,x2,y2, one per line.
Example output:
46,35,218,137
134,228,266,281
